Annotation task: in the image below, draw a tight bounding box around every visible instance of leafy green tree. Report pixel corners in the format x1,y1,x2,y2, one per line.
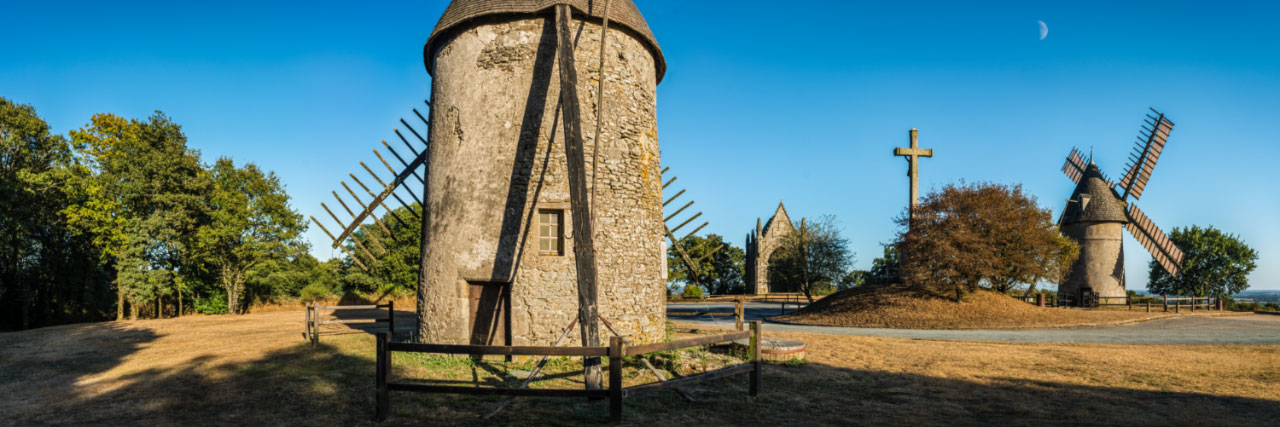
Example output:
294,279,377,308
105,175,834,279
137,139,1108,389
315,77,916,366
837,270,865,290
340,203,422,298
195,158,305,314
68,112,211,319
768,215,853,302
3,100,311,326
865,245,902,285
64,114,133,319
1147,225,1257,298
899,182,1078,301
666,234,746,295
0,98,112,329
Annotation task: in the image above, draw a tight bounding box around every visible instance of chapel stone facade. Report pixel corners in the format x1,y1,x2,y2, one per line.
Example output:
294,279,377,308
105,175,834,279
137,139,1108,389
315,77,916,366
745,202,795,294
417,0,667,346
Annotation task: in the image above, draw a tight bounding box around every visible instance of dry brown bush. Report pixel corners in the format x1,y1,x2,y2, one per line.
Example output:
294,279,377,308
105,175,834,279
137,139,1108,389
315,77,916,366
899,182,1078,301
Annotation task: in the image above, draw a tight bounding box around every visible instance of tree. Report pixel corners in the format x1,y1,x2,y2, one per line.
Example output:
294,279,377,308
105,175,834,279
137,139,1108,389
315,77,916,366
340,203,422,298
836,270,865,290
899,182,1078,301
195,158,304,314
666,234,746,295
1147,225,1257,298
767,215,853,302
865,245,902,285
0,98,113,329
68,112,211,319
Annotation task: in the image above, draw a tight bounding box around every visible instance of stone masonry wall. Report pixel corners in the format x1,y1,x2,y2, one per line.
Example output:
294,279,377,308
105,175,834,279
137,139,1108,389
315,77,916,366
419,16,665,346
1059,222,1126,303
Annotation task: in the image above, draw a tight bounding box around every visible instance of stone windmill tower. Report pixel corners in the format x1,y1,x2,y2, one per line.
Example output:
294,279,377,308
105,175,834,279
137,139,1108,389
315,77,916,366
417,0,667,346
1057,109,1185,306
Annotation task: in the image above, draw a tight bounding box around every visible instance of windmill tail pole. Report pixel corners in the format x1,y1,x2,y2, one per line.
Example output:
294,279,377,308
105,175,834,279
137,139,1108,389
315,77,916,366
555,3,604,392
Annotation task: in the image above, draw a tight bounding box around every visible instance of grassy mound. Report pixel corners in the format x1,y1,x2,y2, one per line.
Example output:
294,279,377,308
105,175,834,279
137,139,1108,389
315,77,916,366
774,285,1163,329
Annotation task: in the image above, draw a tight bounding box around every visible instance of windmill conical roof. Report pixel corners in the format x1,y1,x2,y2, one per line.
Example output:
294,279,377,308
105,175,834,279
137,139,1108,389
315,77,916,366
424,0,665,83
1062,163,1128,224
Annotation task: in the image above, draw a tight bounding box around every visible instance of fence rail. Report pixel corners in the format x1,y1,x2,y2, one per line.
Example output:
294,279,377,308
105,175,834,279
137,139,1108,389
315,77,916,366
374,321,763,422
666,298,749,330
305,302,395,347
1012,293,1220,312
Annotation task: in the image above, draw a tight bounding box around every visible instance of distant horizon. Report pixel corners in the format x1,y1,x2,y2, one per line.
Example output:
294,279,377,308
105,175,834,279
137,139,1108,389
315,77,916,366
3,1,1275,290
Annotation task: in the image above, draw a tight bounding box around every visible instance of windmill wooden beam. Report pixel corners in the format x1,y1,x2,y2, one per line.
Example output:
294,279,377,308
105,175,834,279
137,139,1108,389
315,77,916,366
554,3,603,392
311,103,431,271
660,167,724,287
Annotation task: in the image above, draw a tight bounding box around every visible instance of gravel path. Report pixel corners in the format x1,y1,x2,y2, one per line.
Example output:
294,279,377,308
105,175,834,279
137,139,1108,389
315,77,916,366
668,302,1280,345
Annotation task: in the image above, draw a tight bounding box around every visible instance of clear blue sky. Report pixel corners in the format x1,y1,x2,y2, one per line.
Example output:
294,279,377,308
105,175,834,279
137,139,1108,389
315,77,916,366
3,1,1276,290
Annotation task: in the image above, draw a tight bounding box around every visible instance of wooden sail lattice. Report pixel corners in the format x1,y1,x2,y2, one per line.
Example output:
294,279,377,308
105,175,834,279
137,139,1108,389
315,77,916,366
1061,147,1087,184
1118,108,1174,201
661,167,724,285
1124,204,1185,276
309,101,431,271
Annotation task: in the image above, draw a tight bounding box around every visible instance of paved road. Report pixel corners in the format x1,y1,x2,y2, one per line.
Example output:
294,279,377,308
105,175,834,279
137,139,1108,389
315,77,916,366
668,302,1280,345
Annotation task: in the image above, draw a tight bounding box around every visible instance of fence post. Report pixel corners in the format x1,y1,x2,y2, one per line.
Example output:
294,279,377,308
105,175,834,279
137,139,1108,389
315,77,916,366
1127,295,1132,311
1163,295,1168,312
735,298,744,331
305,303,312,344
749,320,762,397
375,332,390,421
310,304,319,347
387,301,395,340
1146,301,1150,313
1037,293,1045,308
609,336,624,422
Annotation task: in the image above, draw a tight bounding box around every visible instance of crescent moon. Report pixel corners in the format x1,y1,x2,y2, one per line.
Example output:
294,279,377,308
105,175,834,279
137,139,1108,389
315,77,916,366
1039,20,1048,40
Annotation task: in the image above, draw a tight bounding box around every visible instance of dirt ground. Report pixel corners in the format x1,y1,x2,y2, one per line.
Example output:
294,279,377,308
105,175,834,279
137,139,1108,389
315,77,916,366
1,309,1277,426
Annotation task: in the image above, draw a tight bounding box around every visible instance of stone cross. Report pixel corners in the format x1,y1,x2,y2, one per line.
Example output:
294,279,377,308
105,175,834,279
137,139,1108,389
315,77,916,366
893,128,933,225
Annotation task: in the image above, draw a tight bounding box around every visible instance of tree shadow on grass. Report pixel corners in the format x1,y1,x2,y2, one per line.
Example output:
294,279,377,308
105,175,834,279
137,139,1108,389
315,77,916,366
0,321,159,423
614,361,1280,427
6,332,1276,426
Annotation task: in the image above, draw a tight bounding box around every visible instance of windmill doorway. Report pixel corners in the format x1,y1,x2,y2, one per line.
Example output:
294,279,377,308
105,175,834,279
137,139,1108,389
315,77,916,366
468,282,511,347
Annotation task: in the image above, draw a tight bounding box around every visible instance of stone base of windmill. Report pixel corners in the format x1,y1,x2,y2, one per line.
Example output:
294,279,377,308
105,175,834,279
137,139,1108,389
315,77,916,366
732,337,806,362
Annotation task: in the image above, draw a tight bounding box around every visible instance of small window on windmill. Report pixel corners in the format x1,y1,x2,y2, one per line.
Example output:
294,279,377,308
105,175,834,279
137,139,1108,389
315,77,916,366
1079,194,1092,211
538,210,564,256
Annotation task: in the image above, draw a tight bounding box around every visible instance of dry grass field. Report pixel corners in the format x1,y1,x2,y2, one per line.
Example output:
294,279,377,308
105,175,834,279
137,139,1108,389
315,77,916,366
774,286,1222,329
2,309,1277,426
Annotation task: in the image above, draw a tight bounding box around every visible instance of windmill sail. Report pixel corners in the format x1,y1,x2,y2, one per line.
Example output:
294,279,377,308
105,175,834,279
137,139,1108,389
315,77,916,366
309,101,430,271
661,167,724,276
1124,204,1184,277
1061,147,1087,184
1118,108,1173,200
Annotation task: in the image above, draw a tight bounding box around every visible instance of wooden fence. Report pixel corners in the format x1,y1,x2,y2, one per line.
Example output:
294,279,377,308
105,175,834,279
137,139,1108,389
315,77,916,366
667,298,748,330
1015,293,1058,307
374,321,763,422
305,302,395,347
1160,296,1217,312
759,293,806,314
1014,293,1219,312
